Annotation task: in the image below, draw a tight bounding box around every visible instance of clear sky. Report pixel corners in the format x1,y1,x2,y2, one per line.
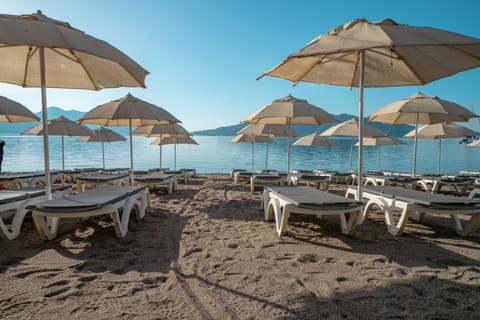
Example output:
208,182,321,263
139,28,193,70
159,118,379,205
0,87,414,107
1,0,480,131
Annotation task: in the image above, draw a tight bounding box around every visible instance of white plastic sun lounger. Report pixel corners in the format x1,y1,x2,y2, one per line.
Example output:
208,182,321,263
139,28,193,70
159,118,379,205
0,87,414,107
0,186,72,240
262,186,363,236
346,185,480,236
134,173,176,194
29,186,149,240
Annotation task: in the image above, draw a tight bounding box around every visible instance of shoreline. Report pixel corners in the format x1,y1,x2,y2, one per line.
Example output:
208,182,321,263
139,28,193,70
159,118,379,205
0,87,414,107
0,174,479,318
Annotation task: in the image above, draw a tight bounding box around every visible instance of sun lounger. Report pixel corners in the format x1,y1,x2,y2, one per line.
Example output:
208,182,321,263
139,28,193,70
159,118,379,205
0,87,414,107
0,186,72,240
134,173,176,194
290,173,330,190
261,186,363,236
346,185,480,236
75,173,130,191
162,170,192,184
250,174,286,193
29,186,149,240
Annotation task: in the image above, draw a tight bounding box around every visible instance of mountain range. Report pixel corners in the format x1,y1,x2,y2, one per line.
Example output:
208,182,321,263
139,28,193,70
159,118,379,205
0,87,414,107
190,113,415,137
0,107,415,137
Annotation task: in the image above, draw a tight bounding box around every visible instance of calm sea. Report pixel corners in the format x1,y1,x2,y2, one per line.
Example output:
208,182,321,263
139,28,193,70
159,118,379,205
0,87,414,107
1,135,479,175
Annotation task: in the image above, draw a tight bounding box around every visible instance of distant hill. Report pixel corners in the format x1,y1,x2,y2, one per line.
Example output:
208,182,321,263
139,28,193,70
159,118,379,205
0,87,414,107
191,113,415,137
0,106,130,136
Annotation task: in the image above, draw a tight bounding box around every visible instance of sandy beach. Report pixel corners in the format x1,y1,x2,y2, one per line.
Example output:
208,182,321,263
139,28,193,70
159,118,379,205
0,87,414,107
1,174,479,319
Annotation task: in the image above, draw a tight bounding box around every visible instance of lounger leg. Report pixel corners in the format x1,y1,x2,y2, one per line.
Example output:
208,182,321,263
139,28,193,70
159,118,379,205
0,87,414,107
32,215,60,240
384,202,411,236
339,210,360,235
450,214,480,237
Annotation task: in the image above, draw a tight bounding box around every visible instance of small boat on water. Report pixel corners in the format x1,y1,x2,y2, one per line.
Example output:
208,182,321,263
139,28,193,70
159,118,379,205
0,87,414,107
459,136,478,144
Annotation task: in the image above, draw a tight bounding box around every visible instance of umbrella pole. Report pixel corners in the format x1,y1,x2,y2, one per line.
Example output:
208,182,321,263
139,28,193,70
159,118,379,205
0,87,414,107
378,146,381,171
174,143,177,170
265,143,268,170
129,119,134,185
288,119,291,176
349,137,354,173
251,138,255,173
159,145,162,171
61,135,65,171
313,146,317,171
39,47,52,200
102,141,105,170
437,139,442,174
412,114,419,177
357,50,365,200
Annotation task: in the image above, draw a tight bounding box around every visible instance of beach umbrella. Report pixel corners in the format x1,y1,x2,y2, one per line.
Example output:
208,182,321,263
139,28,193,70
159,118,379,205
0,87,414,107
257,18,480,200
151,136,198,170
133,123,191,170
355,136,405,171
238,123,297,170
79,93,181,184
0,10,148,198
231,134,274,173
404,122,479,174
22,115,93,170
0,95,39,122
242,95,338,175
320,118,387,172
293,133,337,170
370,92,478,176
77,127,126,169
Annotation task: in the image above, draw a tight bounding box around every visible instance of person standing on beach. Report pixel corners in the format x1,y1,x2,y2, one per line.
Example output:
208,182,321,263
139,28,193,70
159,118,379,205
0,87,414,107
0,140,4,173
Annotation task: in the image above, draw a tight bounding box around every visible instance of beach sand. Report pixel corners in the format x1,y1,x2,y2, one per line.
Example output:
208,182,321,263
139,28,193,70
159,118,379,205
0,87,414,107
1,174,479,319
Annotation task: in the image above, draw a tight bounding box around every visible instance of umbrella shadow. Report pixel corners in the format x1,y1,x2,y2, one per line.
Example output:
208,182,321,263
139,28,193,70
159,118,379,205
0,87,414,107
280,276,480,320
281,212,480,268
0,208,188,275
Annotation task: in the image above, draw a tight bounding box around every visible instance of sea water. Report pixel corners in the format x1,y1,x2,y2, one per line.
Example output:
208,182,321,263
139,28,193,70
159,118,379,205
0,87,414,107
1,135,478,175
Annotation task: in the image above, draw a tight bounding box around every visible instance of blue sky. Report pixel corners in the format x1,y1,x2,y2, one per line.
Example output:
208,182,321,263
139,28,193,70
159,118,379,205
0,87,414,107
1,0,480,131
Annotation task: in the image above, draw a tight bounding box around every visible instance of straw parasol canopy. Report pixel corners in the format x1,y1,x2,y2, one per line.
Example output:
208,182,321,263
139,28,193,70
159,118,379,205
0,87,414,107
22,115,93,170
404,122,479,174
370,92,478,176
151,136,198,170
257,17,480,200
133,123,191,170
320,118,386,172
355,136,405,171
293,133,337,170
0,10,148,198
243,95,338,174
231,134,274,173
238,123,297,171
77,127,126,169
79,93,181,183
0,95,39,122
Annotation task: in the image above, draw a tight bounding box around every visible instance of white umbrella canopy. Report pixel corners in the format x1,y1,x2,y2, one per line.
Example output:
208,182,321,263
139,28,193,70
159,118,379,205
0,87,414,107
243,94,338,174
77,127,126,169
133,123,191,170
320,118,387,172
79,93,181,183
355,136,405,171
257,17,480,200
22,115,93,170
0,10,148,199
0,95,39,122
151,136,198,171
404,122,479,174
293,133,337,170
370,92,479,176
231,134,274,173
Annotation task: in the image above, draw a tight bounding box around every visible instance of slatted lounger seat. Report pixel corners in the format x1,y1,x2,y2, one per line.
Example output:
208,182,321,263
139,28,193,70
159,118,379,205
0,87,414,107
29,186,149,240
346,185,480,236
134,173,176,194
262,186,363,236
0,186,72,240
